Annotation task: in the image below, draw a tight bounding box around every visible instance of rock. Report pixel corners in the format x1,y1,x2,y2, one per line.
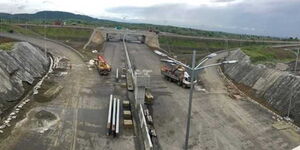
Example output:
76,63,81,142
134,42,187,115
224,50,300,125
4,120,9,124
17,104,23,108
0,42,49,112
0,125,6,129
275,63,289,71
7,117,11,121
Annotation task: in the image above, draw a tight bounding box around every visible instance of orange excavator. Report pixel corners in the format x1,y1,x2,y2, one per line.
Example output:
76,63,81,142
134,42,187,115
95,55,112,75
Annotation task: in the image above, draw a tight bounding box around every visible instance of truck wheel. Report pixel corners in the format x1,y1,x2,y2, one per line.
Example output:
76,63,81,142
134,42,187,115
167,77,171,81
164,76,168,80
177,81,182,86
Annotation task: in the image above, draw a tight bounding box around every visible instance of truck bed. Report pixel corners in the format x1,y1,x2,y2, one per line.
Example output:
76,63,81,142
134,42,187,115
161,70,180,81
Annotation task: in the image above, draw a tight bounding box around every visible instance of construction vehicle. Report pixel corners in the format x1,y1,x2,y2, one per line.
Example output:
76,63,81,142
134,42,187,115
161,61,192,88
95,55,111,75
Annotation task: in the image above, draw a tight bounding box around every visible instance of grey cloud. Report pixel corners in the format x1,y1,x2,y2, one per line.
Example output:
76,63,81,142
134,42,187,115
17,5,26,10
107,0,300,37
0,2,33,14
211,0,237,2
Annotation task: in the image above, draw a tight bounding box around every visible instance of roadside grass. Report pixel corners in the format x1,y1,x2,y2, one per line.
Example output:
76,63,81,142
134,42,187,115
0,42,14,51
23,25,92,41
159,36,273,50
16,25,94,61
159,36,295,64
241,45,295,64
0,24,40,36
1,24,95,61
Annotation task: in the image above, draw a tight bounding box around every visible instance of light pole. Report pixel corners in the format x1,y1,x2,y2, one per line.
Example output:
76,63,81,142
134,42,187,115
287,48,299,119
184,51,196,150
184,50,237,149
167,50,237,150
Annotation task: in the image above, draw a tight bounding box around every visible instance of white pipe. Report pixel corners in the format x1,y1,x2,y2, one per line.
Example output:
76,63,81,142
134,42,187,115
116,99,120,134
112,98,116,132
116,68,119,80
107,95,113,131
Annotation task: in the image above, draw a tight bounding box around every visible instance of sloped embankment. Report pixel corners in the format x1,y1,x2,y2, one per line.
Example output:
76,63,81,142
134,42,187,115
223,50,300,124
0,42,49,114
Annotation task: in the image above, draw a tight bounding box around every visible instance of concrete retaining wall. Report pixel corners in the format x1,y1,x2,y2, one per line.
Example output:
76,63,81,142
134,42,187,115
86,28,160,49
145,34,159,49
84,29,105,49
0,42,49,113
224,50,300,123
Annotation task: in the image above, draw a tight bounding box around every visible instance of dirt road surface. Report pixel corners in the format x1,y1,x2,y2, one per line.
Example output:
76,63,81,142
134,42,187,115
126,42,300,150
0,33,136,150
1,32,300,150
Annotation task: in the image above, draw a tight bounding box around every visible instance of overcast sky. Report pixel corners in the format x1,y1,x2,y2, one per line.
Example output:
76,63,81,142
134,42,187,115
1,0,300,37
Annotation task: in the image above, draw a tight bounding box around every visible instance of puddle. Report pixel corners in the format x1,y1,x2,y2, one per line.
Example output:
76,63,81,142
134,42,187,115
15,109,60,134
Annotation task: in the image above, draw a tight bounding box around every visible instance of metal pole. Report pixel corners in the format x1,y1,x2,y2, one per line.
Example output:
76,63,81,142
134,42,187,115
226,39,229,57
184,50,196,150
294,48,299,74
112,98,116,133
287,48,299,118
116,68,119,82
116,99,120,135
107,94,113,135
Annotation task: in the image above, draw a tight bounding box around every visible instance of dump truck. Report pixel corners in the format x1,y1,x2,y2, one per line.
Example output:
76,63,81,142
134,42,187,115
161,61,192,88
95,55,111,75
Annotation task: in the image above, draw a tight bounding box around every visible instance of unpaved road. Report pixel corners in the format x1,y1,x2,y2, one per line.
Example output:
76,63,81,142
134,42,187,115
1,32,300,150
0,33,135,150
126,42,300,150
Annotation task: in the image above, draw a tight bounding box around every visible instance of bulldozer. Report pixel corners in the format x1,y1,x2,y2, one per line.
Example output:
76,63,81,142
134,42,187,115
95,55,111,75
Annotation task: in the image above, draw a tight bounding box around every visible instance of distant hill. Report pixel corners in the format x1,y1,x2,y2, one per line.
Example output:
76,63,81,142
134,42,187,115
0,11,298,41
0,11,110,22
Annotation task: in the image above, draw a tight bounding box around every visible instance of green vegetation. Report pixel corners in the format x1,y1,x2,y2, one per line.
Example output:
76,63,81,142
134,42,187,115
160,36,239,49
241,45,295,64
0,42,14,51
160,36,296,64
159,36,270,54
0,24,39,36
24,26,92,41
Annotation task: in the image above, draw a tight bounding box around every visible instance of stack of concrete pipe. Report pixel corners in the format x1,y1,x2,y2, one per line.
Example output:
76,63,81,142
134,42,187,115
107,94,120,137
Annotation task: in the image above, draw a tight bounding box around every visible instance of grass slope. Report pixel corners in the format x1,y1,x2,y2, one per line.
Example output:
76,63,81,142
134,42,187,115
0,42,14,51
160,36,295,64
241,46,295,64
24,26,92,41
0,24,39,36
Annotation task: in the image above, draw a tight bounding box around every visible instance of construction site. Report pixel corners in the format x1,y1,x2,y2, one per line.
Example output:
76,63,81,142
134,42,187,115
0,7,300,150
